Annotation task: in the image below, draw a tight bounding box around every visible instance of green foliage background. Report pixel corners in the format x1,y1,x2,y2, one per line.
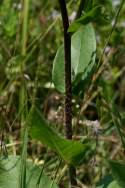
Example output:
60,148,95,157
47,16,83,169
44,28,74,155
0,0,125,187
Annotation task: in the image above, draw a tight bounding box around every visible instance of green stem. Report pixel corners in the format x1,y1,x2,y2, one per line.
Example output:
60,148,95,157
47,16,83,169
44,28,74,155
21,0,29,56
19,0,30,187
20,0,30,134
20,0,30,127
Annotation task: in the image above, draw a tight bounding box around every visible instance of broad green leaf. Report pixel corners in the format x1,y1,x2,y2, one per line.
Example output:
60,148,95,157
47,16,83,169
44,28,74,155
52,45,65,93
68,6,102,33
27,106,93,166
71,24,96,79
52,24,96,93
108,181,121,188
96,175,121,188
68,6,110,33
97,181,121,188
0,156,58,188
109,160,125,188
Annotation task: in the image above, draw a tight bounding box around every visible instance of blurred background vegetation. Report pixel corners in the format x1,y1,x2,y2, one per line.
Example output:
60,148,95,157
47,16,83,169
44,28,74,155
0,0,125,187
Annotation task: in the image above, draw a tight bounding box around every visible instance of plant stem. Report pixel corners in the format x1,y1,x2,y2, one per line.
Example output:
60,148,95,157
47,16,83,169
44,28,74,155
76,0,85,19
21,0,29,56
19,0,30,187
20,0,30,129
20,0,30,123
58,0,77,187
76,0,91,19
58,0,72,139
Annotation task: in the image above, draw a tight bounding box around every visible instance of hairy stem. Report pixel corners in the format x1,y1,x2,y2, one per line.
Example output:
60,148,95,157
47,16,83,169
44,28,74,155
58,0,72,139
58,0,77,186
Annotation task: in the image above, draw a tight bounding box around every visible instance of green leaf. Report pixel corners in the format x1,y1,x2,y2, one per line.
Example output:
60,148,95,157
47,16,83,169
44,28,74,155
52,45,65,93
96,175,121,188
52,24,96,93
27,106,92,166
97,181,121,188
71,24,96,79
0,156,58,188
4,11,18,37
68,6,102,33
68,6,110,33
107,181,122,188
109,160,125,188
